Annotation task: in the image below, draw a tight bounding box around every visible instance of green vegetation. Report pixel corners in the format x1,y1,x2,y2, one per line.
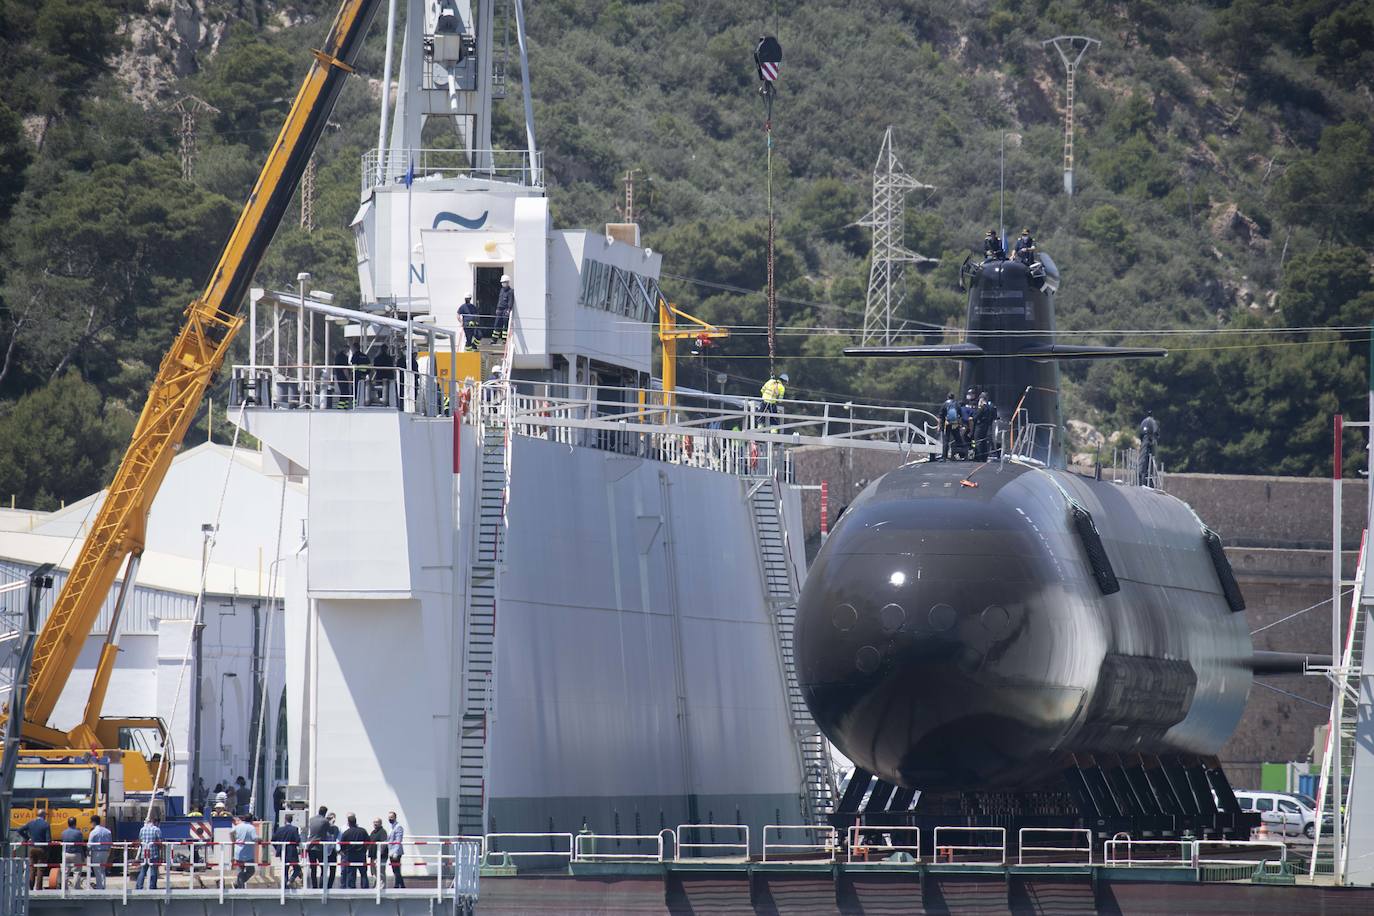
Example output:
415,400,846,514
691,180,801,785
0,0,1370,508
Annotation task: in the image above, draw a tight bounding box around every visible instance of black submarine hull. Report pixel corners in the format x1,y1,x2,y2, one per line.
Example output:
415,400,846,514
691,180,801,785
796,458,1252,792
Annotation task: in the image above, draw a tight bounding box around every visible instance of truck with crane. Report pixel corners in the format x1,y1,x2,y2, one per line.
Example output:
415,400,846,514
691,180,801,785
1,0,384,843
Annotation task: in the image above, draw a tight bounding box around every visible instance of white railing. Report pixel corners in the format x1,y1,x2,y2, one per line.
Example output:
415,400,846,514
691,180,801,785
573,832,669,863
362,147,544,191
761,825,837,863
1102,837,1190,867
846,826,920,863
18,837,481,903
482,832,574,866
230,364,452,417
674,825,749,862
932,827,1006,865
1017,828,1093,865
1192,839,1287,866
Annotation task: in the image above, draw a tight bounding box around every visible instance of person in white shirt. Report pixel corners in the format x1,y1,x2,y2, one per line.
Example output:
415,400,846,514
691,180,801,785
87,816,112,890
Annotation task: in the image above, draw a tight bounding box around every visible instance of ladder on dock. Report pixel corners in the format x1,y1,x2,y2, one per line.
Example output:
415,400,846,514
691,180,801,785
1310,529,1368,878
457,406,510,836
749,477,836,824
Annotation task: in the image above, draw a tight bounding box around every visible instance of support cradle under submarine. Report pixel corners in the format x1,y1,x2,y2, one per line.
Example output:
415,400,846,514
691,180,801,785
797,242,1325,844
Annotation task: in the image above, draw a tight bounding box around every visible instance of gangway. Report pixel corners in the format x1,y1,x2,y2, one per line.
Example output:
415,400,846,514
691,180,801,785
749,478,836,823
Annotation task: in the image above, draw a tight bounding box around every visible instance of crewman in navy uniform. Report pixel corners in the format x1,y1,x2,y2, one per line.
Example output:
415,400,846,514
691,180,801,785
458,296,481,348
940,392,961,460
1013,228,1036,265
972,391,999,461
493,274,515,341
983,229,1004,260
1139,414,1160,487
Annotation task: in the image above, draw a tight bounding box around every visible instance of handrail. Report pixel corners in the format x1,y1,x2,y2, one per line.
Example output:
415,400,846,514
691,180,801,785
18,836,480,900
932,826,1005,865
1102,837,1190,866
361,147,544,191
572,832,665,863
1017,827,1092,865
761,825,837,863
846,825,920,863
674,824,749,862
482,832,573,864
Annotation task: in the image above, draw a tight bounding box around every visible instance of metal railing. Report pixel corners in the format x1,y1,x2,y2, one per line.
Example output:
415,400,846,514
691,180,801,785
1103,837,1190,866
846,826,920,864
362,147,544,191
13,838,480,904
573,831,670,863
1018,828,1092,865
483,832,574,867
466,379,939,481
674,825,749,862
230,364,451,417
932,827,1006,865
761,825,837,863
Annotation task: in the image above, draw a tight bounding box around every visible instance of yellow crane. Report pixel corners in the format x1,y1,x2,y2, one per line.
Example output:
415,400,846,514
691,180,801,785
2,0,383,814
658,299,729,408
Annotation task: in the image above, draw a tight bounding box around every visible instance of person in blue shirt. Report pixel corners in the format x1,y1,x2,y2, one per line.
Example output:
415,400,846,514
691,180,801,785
940,392,961,460
386,812,406,888
87,816,112,890
59,817,85,889
135,810,163,890
231,813,259,888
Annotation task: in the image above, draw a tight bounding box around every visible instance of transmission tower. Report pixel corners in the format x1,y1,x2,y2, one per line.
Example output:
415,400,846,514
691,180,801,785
300,156,316,232
857,126,936,346
169,95,219,182
1043,35,1100,196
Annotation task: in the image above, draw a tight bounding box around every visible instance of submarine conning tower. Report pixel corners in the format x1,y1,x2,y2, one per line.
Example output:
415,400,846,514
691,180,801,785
960,253,1064,450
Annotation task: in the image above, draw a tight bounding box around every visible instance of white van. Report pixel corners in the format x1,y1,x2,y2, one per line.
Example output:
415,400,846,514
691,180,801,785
1234,791,1321,839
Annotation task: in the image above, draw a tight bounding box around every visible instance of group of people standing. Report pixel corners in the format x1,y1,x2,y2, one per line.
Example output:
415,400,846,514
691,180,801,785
941,388,1000,461
331,338,416,409
458,274,515,349
16,804,408,893
268,807,406,890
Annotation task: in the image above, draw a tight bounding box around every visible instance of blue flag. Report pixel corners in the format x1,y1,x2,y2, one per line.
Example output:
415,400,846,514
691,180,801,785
404,158,415,188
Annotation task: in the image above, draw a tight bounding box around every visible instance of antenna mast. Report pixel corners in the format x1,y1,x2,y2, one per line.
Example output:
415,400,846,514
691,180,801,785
857,126,936,346
1043,35,1100,196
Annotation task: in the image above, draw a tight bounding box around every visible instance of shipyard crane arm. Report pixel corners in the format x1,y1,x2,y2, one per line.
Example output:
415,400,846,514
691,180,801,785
2,0,383,765
659,299,729,406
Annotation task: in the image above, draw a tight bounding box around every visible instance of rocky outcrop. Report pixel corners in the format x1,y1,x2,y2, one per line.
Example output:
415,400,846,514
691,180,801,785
113,1,279,103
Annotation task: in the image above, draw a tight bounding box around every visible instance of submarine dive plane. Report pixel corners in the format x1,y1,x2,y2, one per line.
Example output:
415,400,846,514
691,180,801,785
797,241,1322,841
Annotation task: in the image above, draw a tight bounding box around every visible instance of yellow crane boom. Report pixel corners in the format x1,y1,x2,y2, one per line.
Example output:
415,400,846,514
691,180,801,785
5,0,382,759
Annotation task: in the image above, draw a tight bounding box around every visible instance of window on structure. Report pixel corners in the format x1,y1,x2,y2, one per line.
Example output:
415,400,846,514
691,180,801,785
1255,798,1273,812
273,689,289,784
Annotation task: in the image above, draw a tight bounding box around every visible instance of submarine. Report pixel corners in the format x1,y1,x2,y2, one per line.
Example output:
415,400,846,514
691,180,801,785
798,236,1320,834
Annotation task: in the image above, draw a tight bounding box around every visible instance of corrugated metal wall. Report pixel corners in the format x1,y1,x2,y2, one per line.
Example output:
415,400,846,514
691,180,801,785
0,560,211,636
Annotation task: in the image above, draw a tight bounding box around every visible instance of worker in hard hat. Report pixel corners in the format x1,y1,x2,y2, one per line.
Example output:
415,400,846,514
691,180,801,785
761,372,787,426
493,273,514,341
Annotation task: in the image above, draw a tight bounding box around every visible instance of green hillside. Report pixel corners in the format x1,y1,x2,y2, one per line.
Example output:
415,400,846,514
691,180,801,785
0,0,1370,507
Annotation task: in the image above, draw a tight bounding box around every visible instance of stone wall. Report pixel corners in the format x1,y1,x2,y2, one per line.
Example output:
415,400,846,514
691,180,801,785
788,447,1369,789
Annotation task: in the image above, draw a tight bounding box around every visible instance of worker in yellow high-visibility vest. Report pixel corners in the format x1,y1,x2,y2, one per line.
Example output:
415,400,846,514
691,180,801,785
761,372,787,426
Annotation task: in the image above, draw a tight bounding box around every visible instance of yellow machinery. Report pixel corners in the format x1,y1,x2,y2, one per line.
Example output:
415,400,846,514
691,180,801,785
657,299,729,407
0,0,383,803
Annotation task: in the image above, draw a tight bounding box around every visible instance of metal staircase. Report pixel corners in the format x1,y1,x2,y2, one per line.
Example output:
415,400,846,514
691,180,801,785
456,410,509,836
1310,530,1368,877
748,477,836,824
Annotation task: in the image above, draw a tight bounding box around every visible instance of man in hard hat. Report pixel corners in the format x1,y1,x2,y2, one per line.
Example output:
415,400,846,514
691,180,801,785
493,273,515,341
761,372,787,426
458,295,482,348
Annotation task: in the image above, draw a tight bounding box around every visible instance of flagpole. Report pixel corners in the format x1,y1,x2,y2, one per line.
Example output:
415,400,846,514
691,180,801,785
406,156,413,321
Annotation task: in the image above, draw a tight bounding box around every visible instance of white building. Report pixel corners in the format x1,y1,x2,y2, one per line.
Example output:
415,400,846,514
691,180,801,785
0,443,303,814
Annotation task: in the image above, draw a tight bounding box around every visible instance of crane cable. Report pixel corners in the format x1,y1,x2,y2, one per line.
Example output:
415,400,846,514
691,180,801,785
149,401,251,808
